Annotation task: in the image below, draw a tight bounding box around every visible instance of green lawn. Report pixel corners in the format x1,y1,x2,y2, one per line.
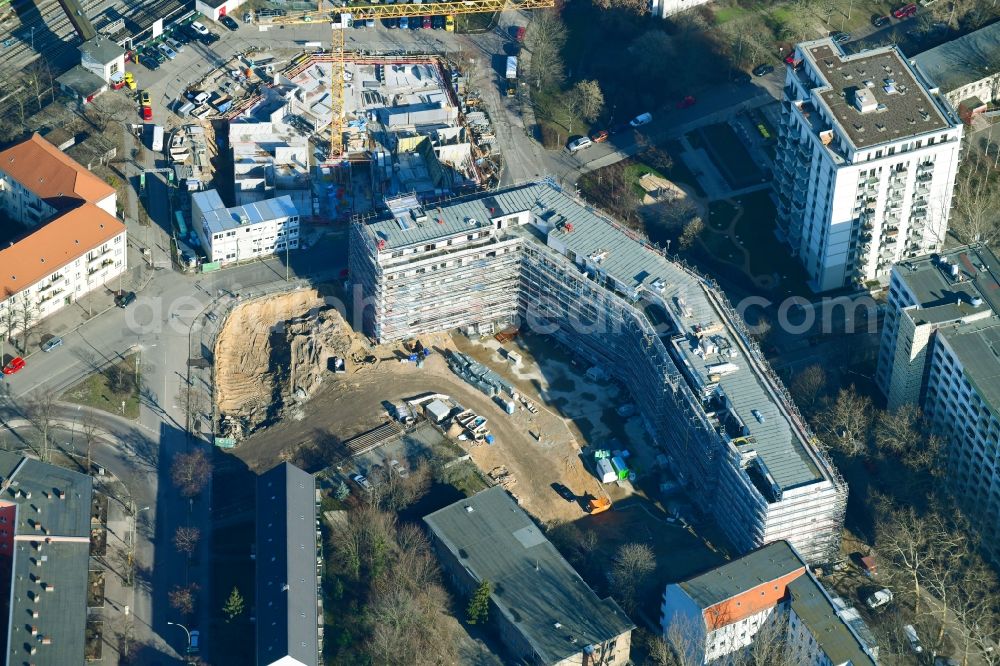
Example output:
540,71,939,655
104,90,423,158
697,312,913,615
713,4,751,23
61,354,141,419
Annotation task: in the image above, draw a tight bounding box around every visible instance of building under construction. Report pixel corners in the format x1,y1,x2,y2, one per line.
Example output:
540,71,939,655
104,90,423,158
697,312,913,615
349,180,848,565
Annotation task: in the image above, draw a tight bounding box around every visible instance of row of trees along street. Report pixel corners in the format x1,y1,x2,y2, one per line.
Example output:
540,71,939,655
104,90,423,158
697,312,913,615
791,364,1000,664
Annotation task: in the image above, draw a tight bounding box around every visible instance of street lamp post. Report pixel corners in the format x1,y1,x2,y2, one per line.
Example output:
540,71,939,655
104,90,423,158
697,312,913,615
167,621,192,655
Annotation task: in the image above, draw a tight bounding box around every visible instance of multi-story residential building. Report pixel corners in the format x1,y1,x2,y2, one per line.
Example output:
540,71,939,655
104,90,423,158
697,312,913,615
424,487,635,665
255,462,321,666
351,180,848,564
662,541,877,666
0,451,93,666
774,38,963,292
192,190,300,266
876,245,1000,559
912,22,1000,109
0,134,126,335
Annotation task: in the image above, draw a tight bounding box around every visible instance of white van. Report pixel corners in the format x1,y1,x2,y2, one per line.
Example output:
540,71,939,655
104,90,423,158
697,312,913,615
903,625,923,653
630,112,652,127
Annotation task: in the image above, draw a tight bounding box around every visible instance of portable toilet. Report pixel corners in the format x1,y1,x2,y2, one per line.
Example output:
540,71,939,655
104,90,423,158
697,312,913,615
596,458,616,484
611,456,629,480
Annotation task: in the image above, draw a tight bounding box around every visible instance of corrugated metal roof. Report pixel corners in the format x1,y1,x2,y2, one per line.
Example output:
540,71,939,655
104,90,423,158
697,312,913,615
200,194,299,235
424,487,634,664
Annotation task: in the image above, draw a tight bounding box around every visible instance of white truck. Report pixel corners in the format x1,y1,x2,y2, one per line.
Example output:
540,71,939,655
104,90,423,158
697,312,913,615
149,124,164,152
505,56,517,97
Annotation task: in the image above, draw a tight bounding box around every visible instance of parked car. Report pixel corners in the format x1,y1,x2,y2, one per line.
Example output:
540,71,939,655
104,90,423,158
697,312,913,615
675,96,696,109
170,31,190,46
865,588,893,610
141,105,152,120
630,112,653,126
165,36,185,51
2,357,25,375
190,20,210,35
140,56,159,71
893,3,917,19
219,14,239,30
590,129,609,143
145,47,165,63
871,14,890,27
157,42,178,60
831,31,851,44
388,459,409,478
445,14,454,31
139,90,151,106
365,18,375,28
567,136,593,153
200,31,220,44
752,63,775,76
432,15,444,28
188,629,200,653
422,16,431,28
384,17,397,28
551,482,575,502
399,16,409,29
115,291,136,308
903,624,922,653
351,473,372,491
41,337,63,352
751,409,765,423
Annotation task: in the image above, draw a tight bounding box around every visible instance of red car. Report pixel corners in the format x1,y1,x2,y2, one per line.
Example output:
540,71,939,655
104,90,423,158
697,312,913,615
676,96,696,110
2,357,25,375
422,16,431,28
893,3,917,19
590,129,609,143
141,105,152,120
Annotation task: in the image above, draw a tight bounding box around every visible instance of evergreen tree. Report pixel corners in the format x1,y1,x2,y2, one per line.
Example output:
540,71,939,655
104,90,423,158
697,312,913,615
466,580,491,625
223,586,246,622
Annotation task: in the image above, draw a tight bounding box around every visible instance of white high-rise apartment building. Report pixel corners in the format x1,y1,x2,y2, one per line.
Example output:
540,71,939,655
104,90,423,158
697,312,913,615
774,38,963,292
877,246,1000,560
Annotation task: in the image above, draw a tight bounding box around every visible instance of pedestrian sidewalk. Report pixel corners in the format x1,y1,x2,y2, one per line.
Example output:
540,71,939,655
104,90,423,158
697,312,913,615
87,474,139,665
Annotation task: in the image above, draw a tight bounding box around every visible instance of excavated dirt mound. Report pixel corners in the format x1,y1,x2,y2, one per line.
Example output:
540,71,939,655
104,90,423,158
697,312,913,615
214,289,358,434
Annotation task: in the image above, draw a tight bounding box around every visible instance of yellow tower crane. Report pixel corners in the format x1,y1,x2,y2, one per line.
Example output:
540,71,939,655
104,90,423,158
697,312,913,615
264,0,552,160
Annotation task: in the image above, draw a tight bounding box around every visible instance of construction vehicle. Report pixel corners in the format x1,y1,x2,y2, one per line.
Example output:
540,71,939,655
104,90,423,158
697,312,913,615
258,0,552,161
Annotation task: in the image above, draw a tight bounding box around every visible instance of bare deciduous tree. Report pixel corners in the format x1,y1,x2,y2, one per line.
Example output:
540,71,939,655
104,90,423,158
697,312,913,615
573,79,605,123
592,0,649,14
611,542,655,612
678,217,704,251
173,526,201,556
23,390,57,462
171,449,211,498
950,148,1000,248
813,387,873,456
168,583,198,615
525,11,567,91
790,364,827,415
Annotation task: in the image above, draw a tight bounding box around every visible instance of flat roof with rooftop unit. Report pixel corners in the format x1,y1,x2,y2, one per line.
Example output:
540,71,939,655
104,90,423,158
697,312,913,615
794,39,958,151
